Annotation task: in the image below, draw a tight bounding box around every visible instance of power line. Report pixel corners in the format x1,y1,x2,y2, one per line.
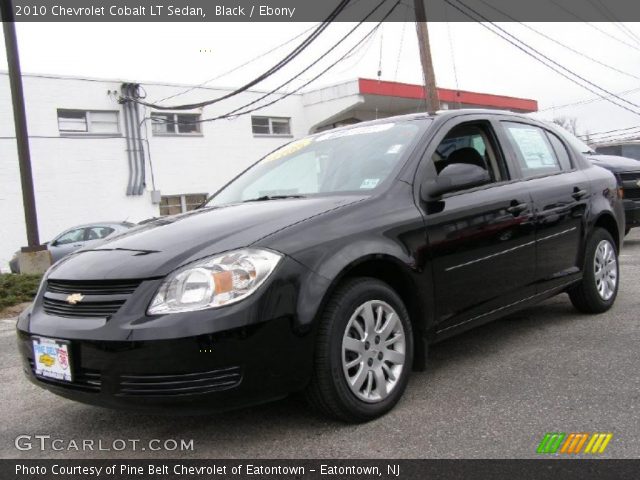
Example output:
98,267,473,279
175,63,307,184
588,0,640,46
536,87,640,112
587,131,640,142
578,124,640,139
123,0,352,111
150,23,322,104
208,0,392,121
445,0,640,118
545,0,640,52
476,0,640,81
173,0,402,126
590,132,640,145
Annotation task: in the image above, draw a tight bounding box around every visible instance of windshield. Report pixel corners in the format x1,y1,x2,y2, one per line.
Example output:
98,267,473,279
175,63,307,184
208,120,426,206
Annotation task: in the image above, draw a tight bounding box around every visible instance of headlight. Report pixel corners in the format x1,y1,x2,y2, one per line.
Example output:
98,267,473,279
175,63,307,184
147,248,282,315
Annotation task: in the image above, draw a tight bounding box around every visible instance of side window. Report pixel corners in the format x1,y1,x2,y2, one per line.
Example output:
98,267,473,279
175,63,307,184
503,122,561,178
546,132,573,171
54,228,86,246
86,226,115,241
431,122,506,185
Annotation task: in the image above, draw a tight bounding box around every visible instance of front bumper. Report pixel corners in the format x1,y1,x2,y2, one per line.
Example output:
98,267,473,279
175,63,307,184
17,317,310,414
15,256,327,414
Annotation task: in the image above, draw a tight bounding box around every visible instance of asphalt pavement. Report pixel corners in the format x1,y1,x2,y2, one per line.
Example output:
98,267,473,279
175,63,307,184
1,231,639,459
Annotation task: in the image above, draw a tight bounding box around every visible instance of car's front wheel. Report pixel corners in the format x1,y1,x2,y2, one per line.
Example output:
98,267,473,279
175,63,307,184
569,228,619,313
306,278,413,423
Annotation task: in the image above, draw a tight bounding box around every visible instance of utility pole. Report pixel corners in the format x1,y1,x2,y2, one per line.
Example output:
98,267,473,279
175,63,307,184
414,0,440,112
2,1,50,273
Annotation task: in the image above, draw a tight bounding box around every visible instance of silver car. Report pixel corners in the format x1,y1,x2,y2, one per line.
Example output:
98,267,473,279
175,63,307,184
9,222,134,273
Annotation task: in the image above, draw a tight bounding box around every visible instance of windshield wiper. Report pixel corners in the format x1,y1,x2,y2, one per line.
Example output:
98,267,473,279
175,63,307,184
243,194,306,202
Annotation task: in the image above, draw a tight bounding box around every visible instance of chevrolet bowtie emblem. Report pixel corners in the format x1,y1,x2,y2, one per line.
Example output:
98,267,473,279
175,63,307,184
66,293,84,304
636,180,640,188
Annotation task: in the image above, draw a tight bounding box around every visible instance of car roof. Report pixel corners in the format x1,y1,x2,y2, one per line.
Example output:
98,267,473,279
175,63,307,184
323,109,537,129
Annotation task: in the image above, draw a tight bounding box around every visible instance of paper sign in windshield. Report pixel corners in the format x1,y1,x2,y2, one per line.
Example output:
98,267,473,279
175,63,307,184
315,123,395,142
360,178,380,189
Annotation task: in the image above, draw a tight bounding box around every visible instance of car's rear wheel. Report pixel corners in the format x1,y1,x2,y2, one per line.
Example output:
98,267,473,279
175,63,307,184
305,278,413,422
569,228,619,313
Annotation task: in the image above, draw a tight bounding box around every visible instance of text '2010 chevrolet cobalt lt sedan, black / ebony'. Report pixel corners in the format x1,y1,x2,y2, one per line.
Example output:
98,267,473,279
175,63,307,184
17,110,624,422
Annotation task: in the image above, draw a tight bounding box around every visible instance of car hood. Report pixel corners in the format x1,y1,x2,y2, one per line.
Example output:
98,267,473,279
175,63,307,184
587,154,640,172
48,195,365,280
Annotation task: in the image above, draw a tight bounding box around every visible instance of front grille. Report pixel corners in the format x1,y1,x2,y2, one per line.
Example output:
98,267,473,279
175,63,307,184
43,297,124,318
47,279,142,295
620,172,640,201
117,367,242,397
626,189,640,200
620,172,640,182
42,279,142,318
29,359,101,392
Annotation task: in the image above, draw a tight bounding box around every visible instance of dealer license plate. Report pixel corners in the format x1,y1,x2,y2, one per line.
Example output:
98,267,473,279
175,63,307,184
32,337,73,382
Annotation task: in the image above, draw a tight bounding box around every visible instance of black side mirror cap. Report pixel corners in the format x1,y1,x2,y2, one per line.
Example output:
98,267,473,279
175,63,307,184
421,163,491,200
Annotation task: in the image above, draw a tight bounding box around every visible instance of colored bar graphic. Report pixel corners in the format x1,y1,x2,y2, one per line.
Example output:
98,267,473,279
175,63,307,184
538,433,612,454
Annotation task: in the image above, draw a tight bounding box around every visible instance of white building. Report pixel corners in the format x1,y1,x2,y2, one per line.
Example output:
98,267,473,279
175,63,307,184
0,72,537,270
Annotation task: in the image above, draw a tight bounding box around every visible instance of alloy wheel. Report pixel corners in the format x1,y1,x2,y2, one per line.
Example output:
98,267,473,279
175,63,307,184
341,300,406,403
594,239,617,301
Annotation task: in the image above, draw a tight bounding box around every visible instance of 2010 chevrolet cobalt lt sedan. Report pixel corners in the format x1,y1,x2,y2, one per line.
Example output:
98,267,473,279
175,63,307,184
17,110,624,422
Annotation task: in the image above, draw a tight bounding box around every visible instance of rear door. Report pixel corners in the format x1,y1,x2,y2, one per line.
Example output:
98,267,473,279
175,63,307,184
417,116,537,331
499,121,588,291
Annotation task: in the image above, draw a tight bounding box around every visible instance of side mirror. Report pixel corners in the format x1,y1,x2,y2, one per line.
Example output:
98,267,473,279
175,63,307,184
421,163,491,200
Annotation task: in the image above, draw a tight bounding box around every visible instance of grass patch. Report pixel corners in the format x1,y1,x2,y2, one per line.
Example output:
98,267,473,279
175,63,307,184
0,273,42,310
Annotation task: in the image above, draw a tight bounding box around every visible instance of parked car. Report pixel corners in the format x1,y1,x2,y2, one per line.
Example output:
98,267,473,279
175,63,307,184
9,222,134,273
553,128,640,235
17,110,624,422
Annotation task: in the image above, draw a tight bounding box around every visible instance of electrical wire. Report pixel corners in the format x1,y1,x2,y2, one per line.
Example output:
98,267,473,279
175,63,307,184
476,0,640,81
174,0,402,126
445,0,640,118
149,23,322,104
578,125,640,138
204,0,392,122
589,132,640,145
545,0,640,53
123,0,352,111
585,130,640,143
588,0,640,46
536,87,640,112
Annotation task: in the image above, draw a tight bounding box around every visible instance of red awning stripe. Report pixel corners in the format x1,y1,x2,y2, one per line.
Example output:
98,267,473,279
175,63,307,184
358,78,538,112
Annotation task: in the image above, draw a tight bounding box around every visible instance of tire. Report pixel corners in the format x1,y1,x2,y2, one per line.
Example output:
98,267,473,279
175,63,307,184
305,277,413,423
569,228,619,313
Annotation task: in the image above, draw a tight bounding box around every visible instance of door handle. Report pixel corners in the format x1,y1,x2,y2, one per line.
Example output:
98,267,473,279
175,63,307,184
572,187,587,200
507,201,528,215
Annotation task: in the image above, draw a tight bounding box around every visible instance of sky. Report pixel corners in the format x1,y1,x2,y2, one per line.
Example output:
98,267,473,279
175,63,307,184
2,21,640,140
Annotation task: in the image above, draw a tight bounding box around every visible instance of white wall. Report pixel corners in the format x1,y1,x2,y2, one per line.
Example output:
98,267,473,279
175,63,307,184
0,73,311,271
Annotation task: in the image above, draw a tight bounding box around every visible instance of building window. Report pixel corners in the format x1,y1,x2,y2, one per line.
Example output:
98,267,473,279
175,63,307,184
57,109,120,135
159,193,208,216
151,113,201,135
251,116,291,136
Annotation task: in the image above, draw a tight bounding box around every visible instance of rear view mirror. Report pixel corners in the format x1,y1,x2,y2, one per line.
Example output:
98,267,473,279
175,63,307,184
421,163,491,200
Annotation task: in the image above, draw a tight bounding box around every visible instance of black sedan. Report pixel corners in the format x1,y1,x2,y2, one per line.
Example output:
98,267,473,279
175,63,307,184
552,127,640,235
16,110,624,422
